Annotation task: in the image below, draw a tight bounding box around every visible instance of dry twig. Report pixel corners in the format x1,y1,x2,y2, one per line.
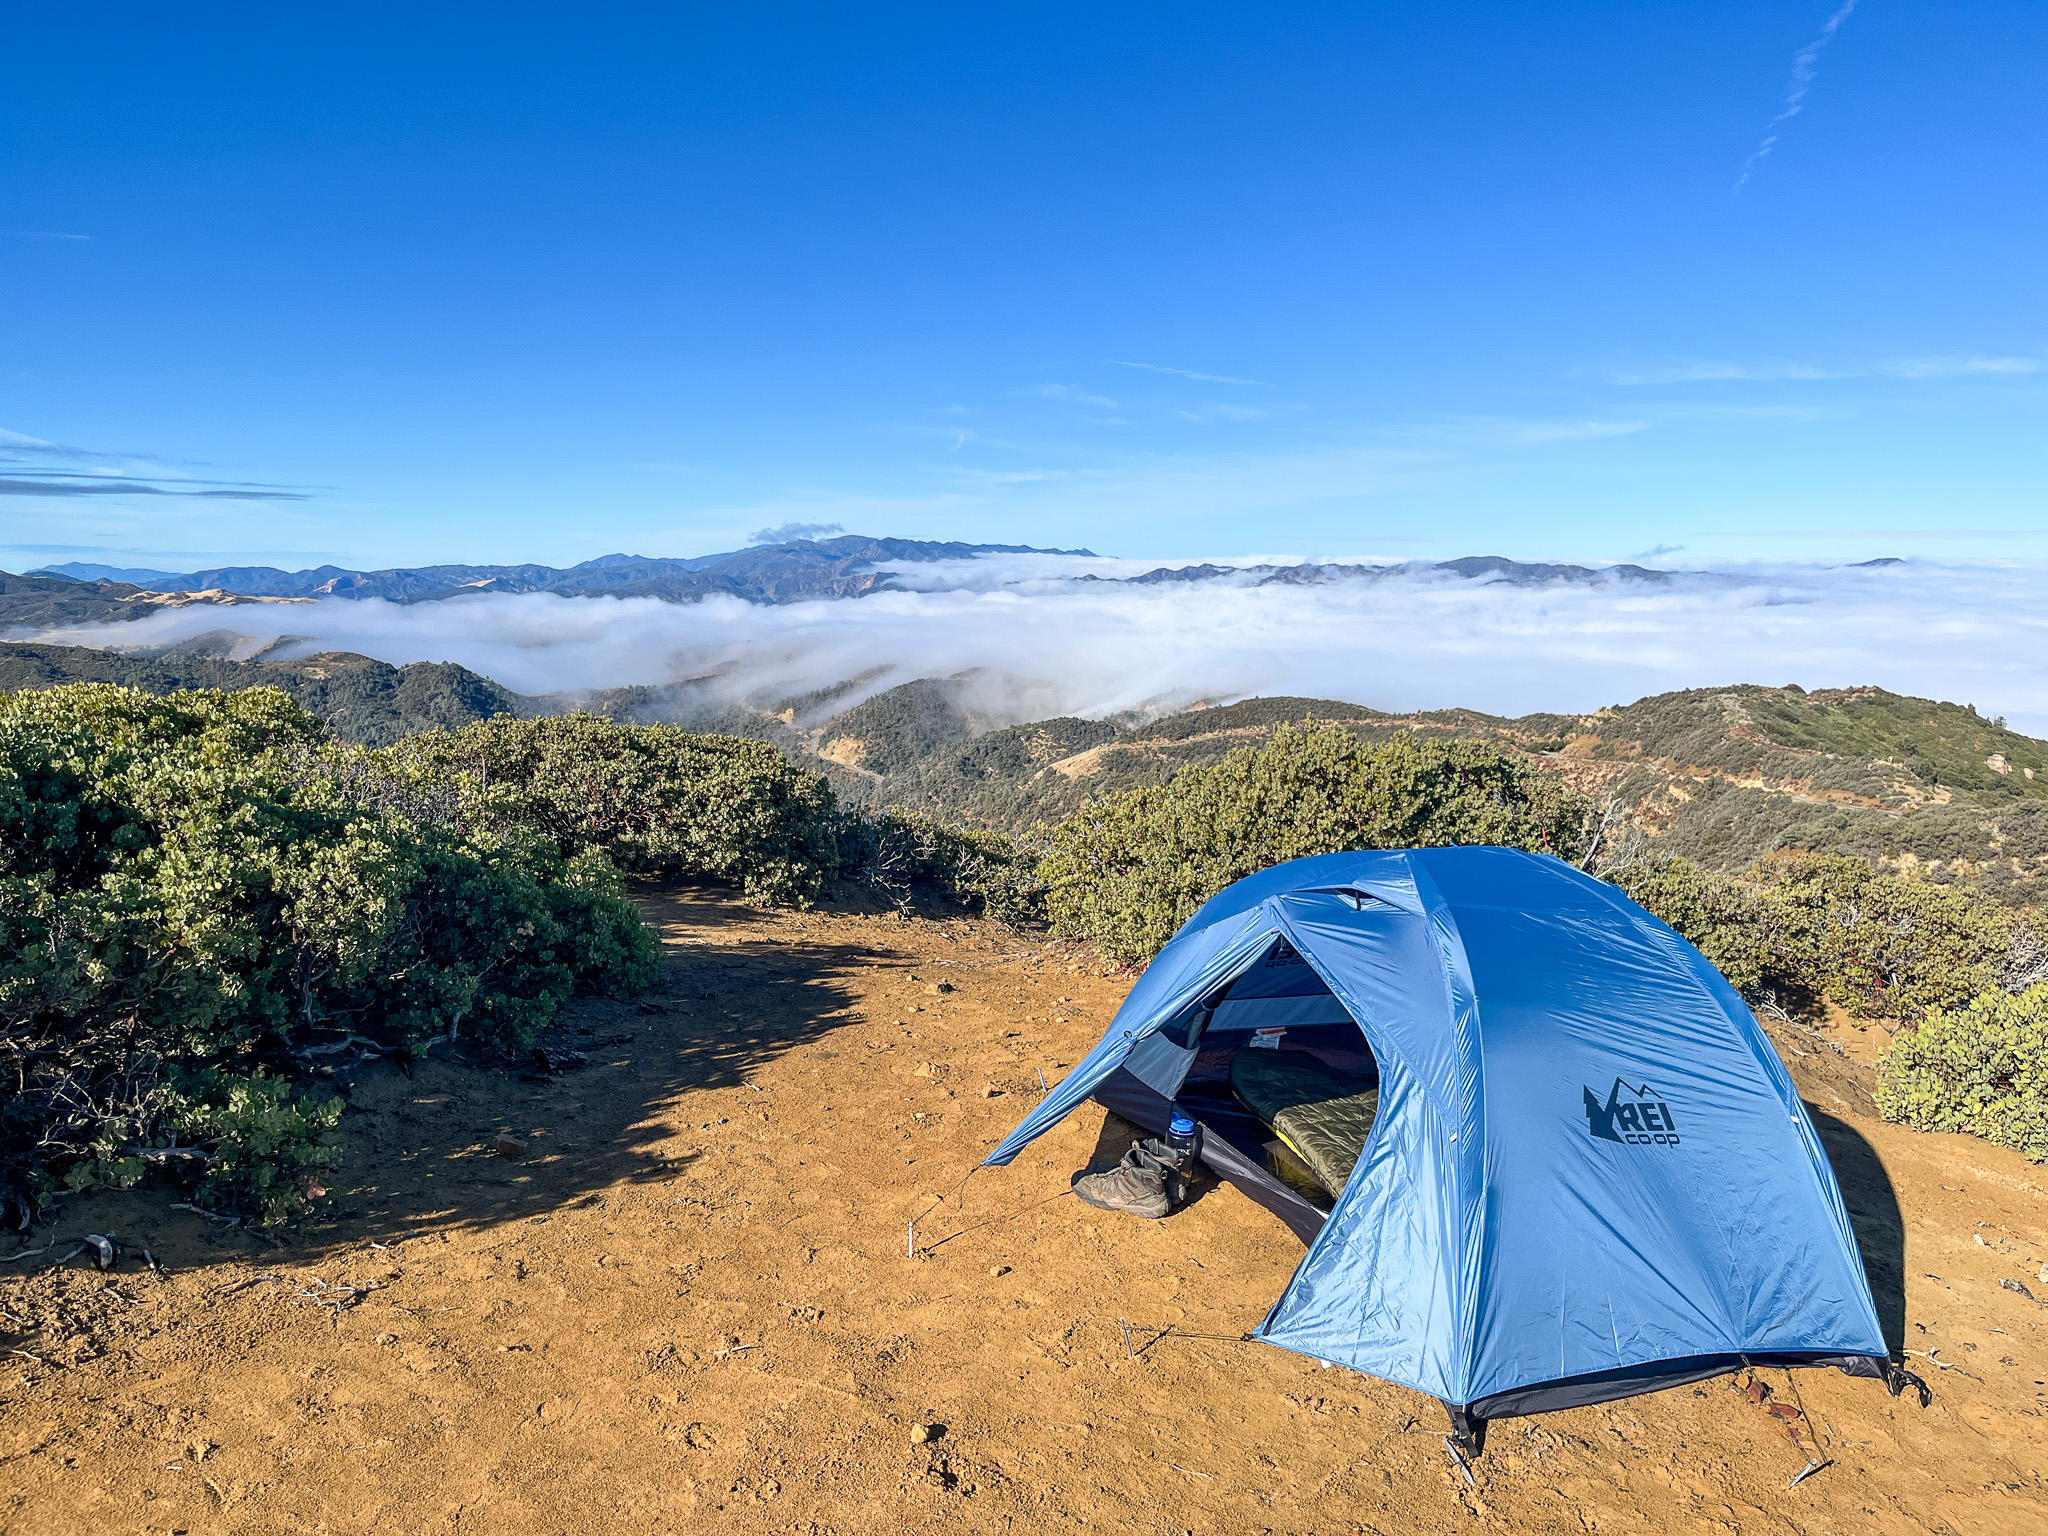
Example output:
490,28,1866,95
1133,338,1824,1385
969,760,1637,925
214,1274,286,1295
294,1278,379,1317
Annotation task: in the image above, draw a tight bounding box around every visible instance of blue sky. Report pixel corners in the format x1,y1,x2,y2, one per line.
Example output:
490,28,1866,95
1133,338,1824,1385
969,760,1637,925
3,2,2043,572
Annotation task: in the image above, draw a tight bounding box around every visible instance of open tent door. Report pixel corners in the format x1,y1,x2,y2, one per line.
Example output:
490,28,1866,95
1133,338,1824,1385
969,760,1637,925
1093,933,1382,1243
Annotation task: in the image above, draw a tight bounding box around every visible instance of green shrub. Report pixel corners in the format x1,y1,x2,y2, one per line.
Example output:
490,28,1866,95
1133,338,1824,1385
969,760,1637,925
1876,984,2048,1161
43,1063,342,1222
160,1071,345,1227
1613,846,2048,1160
1610,849,2030,1024
1749,850,2018,1021
838,808,1044,921
383,713,841,904
0,683,654,1223
1038,724,1590,964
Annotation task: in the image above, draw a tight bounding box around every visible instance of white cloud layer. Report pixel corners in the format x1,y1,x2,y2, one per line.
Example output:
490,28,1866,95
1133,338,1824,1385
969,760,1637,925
20,557,2048,735
1609,355,2039,386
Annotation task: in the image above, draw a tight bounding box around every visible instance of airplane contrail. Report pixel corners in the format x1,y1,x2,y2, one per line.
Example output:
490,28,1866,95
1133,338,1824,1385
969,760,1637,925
1736,1,1861,189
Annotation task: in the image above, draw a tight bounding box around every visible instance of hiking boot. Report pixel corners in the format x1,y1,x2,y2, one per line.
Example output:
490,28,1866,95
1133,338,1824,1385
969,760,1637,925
1072,1161,1170,1218
1072,1137,1187,1220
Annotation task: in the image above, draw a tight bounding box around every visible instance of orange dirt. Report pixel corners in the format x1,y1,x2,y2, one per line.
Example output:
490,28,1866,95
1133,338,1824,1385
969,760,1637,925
2,883,2045,1534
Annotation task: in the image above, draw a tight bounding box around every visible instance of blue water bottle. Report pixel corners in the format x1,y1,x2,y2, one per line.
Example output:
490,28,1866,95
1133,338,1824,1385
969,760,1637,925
1166,1108,1198,1163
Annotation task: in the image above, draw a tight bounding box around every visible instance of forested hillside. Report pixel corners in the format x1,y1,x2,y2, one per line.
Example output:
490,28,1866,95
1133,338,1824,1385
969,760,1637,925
5,617,2045,902
816,679,2048,908
0,642,537,745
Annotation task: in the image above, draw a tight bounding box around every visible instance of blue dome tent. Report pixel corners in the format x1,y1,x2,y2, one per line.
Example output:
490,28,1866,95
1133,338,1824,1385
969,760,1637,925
985,848,1918,1447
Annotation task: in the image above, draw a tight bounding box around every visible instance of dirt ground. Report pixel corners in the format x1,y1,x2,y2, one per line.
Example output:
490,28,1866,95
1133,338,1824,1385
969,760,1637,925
3,882,2046,1535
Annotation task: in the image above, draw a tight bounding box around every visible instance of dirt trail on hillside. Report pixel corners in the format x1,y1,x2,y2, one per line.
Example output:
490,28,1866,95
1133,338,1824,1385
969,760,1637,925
2,885,2046,1535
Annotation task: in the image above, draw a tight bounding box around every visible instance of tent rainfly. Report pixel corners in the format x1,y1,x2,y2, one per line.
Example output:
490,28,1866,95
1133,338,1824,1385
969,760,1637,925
985,847,1924,1449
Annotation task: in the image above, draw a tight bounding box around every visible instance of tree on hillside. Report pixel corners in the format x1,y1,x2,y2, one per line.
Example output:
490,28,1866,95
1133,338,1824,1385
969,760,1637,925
1036,724,1590,964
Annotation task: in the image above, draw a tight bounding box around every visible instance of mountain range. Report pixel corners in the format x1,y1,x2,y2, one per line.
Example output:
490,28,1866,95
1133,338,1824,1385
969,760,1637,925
10,535,1709,630
803,675,2048,906
8,531,1998,897
24,536,1092,607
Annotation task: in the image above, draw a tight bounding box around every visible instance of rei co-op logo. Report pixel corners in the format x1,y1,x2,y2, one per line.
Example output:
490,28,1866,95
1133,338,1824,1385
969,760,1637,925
1582,1078,1682,1147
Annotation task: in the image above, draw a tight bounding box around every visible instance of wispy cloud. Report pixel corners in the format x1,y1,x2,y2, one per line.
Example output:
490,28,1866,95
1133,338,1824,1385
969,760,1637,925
1736,1,1862,189
1608,355,2040,386
945,468,1071,487
1113,360,1273,387
1,424,311,500
1178,403,1270,423
746,521,846,545
898,421,1026,451
1028,383,1119,408
1508,419,1650,444
20,230,91,240
1884,355,2040,379
1405,415,1654,449
0,426,99,459
0,470,308,501
0,473,307,501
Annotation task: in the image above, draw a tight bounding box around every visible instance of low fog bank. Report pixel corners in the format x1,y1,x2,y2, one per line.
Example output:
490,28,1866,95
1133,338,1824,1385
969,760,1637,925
20,558,2048,736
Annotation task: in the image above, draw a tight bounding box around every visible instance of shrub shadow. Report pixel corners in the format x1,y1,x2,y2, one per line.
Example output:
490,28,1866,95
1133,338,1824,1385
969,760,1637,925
9,881,904,1275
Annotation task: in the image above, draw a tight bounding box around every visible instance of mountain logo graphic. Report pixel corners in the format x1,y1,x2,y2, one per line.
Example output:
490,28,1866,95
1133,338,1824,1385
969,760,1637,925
1582,1077,1682,1147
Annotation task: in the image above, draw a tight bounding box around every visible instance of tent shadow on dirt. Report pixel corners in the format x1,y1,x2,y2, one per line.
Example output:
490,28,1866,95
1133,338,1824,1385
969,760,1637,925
9,883,904,1277
1809,1104,1909,1356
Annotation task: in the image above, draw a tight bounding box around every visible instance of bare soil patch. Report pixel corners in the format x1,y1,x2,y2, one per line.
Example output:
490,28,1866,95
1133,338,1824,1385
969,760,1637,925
3,884,2046,1533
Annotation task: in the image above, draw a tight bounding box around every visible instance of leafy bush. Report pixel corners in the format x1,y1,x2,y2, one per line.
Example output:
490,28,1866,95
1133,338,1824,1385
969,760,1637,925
1611,849,2033,1024
1611,847,2048,1158
1038,724,1591,964
1748,850,2022,1021
1876,984,2048,1161
0,684,655,1223
837,808,1044,921
383,714,841,904
154,1071,347,1227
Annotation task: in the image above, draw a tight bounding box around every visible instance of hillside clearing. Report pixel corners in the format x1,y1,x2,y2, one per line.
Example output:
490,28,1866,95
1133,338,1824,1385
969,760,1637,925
1,884,2044,1534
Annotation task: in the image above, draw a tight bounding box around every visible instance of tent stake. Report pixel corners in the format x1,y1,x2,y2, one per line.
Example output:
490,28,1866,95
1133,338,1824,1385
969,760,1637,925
1119,1317,1133,1358
1442,1436,1476,1487
1788,1457,1830,1489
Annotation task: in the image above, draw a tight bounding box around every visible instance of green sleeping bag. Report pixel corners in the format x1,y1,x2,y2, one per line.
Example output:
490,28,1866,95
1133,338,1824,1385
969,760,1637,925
1229,1049,1381,1199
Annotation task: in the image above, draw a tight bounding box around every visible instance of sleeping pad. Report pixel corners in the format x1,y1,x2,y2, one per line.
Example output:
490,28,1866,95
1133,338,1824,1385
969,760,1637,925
1228,1049,1380,1199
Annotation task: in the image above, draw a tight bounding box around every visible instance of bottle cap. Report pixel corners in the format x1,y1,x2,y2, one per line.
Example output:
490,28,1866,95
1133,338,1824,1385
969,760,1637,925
1168,1109,1196,1136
